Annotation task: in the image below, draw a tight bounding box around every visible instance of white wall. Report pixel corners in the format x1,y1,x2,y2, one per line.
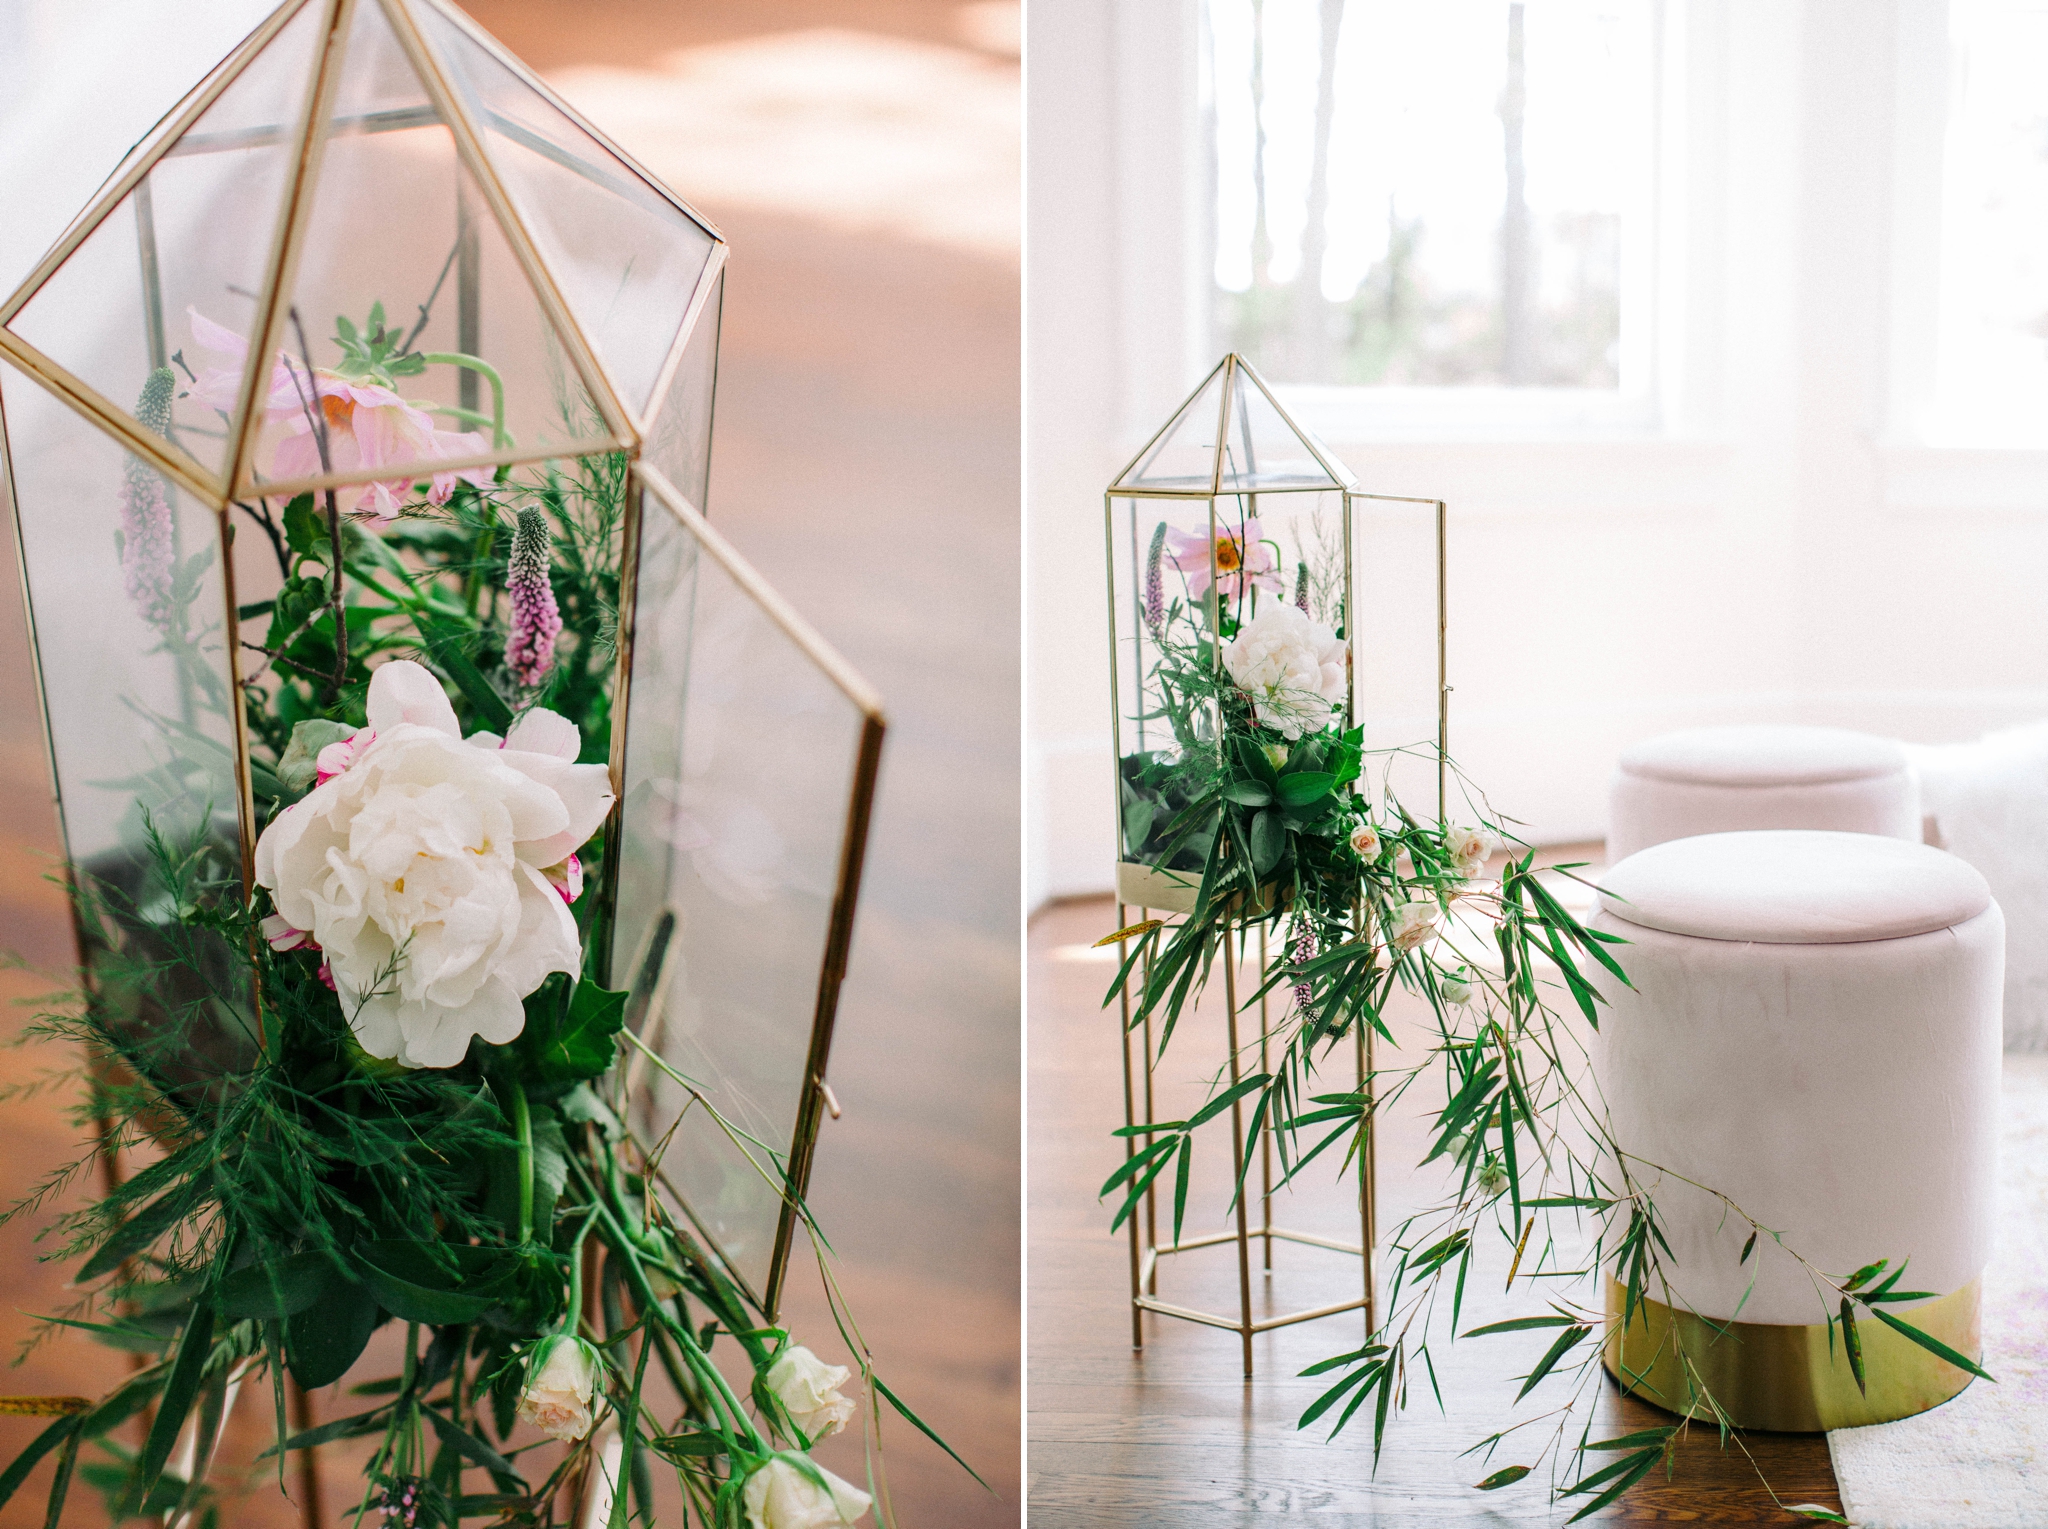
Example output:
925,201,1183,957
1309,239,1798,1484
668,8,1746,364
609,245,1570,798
1026,0,2048,911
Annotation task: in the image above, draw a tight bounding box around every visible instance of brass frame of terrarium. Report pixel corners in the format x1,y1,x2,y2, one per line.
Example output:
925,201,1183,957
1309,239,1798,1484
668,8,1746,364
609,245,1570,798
0,0,883,1513
1103,353,1449,1376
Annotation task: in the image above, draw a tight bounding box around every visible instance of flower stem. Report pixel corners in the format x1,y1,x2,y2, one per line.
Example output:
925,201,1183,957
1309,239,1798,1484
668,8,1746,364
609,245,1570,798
421,352,509,450
569,1160,766,1453
325,487,347,696
505,1077,534,1248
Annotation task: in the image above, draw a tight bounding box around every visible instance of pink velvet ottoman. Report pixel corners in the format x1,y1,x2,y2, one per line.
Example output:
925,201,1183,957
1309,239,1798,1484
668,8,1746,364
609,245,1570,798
1607,725,1919,864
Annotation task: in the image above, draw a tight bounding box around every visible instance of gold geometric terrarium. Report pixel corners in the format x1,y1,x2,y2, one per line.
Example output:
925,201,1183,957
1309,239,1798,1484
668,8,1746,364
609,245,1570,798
1104,353,1449,1373
0,0,881,1324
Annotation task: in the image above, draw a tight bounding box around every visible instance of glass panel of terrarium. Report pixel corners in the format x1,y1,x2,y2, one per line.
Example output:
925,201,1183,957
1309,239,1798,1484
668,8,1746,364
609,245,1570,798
1108,494,1231,910
613,480,871,1307
5,0,324,483
1349,494,1447,824
1222,367,1351,493
1115,361,1229,492
640,269,721,512
238,0,616,505
0,360,261,1084
413,0,720,418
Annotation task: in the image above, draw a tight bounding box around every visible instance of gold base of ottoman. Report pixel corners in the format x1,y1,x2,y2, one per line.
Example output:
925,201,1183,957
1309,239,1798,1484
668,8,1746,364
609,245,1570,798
1602,1276,1982,1432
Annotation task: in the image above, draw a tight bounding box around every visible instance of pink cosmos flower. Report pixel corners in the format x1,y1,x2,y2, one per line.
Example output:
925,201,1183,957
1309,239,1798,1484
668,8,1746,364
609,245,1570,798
187,308,493,525
1164,517,1284,604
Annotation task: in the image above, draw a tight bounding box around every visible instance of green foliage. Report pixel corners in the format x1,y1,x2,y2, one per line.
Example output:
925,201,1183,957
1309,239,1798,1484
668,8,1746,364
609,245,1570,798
4,287,965,1525
333,303,428,385
1106,506,1952,1518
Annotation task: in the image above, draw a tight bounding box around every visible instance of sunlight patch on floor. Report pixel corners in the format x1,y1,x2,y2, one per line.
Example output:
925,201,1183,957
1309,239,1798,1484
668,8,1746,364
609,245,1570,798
543,24,1020,258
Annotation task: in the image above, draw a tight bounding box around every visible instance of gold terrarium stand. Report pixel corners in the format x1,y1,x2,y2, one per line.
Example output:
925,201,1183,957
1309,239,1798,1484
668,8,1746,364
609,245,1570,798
1114,898,1377,1377
1100,354,1451,1376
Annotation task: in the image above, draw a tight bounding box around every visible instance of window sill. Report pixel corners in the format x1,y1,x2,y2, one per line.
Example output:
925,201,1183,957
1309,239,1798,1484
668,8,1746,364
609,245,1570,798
1308,433,1736,517
1276,384,1660,445
1877,443,2048,514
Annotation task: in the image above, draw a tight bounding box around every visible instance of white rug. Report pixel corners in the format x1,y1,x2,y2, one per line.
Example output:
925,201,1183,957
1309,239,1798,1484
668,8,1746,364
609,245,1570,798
1827,1055,2048,1527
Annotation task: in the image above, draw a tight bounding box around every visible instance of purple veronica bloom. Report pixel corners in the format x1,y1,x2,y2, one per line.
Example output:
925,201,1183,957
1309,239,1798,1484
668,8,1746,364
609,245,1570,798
504,505,563,692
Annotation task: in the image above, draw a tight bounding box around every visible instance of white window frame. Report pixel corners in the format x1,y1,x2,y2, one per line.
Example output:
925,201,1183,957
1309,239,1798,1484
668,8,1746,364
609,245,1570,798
1880,0,2048,508
1111,0,1689,447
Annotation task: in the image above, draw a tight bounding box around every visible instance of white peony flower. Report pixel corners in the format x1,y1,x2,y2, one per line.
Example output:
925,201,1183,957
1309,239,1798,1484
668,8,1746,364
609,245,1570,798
1348,823,1381,861
254,661,614,1069
1446,826,1492,876
742,1457,872,1529
1390,897,1442,952
516,1334,601,1442
765,1345,858,1443
1440,969,1476,1006
1222,602,1346,741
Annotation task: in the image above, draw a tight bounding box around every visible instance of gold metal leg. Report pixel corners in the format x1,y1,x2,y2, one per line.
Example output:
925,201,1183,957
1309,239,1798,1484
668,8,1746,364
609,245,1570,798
1360,1018,1377,1336
1140,908,1159,1297
1222,921,1254,1377
289,1376,322,1529
1258,924,1273,1273
1116,901,1143,1350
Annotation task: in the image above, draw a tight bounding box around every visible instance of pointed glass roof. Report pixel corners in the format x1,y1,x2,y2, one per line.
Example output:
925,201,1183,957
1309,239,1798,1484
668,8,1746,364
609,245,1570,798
1112,353,1356,495
0,0,725,509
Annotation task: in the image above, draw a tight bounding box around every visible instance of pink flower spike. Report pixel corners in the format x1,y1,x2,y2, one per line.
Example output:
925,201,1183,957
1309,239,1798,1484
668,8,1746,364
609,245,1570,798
315,728,374,786
316,962,336,991
543,854,583,905
260,912,314,953
504,507,563,692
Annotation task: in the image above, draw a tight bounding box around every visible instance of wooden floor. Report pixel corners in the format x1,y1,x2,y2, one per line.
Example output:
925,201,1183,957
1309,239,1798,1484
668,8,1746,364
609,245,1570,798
1026,894,1843,1527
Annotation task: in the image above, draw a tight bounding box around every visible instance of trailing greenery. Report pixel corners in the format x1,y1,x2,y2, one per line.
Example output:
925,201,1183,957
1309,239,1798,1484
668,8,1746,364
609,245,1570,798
1101,496,1983,1523
0,303,957,1527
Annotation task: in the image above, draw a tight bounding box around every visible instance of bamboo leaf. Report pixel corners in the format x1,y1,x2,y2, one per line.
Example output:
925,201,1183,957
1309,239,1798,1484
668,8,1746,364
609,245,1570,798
262,1407,391,1455
1098,1137,1176,1199
127,1298,214,1513
1463,1315,1578,1338
1563,1446,1664,1522
1299,1343,1384,1378
40,1424,80,1529
78,1172,208,1282
1841,1299,1865,1397
1786,1507,1850,1524
412,612,513,733
1298,1363,1376,1428
873,1375,992,1491
1514,1324,1590,1401
0,1417,80,1515
1582,1426,1677,1452
1864,1306,1996,1382
1475,1465,1530,1491
422,1405,525,1490
1740,1228,1758,1265
1094,919,1165,948
1370,1357,1396,1458
1842,1259,1887,1292
1171,1136,1193,1245
1188,1073,1271,1130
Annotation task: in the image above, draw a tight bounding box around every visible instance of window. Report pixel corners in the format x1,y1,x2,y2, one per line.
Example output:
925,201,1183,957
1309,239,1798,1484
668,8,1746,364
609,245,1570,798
1202,0,1658,414
1923,0,2048,443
